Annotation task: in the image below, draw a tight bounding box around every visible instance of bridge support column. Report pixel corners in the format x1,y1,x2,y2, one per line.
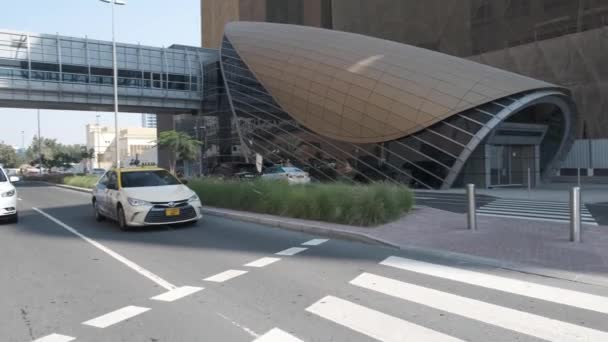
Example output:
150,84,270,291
156,113,173,170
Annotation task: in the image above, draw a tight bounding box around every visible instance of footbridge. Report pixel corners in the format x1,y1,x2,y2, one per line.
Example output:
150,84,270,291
0,30,217,113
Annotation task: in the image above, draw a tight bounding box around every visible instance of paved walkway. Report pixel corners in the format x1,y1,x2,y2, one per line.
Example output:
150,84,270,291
417,183,608,203
204,205,608,287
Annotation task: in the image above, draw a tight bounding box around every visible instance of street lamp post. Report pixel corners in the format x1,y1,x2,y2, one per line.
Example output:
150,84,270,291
99,0,126,168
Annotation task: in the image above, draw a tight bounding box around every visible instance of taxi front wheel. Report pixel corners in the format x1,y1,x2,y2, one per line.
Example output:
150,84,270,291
117,206,130,231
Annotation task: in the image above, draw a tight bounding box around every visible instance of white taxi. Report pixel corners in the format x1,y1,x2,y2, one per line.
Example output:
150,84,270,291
0,168,19,223
92,167,202,230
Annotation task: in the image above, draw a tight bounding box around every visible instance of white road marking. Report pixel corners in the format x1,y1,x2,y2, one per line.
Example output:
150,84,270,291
244,257,281,268
150,286,203,302
217,313,259,338
18,197,23,201
276,247,308,256
381,256,608,315
306,295,463,342
32,334,76,342
351,273,608,342
204,269,248,282
477,213,599,226
301,238,329,246
83,305,150,328
33,208,176,290
253,328,303,342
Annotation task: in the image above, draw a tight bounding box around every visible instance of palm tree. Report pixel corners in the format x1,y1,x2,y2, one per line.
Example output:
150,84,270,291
156,130,202,175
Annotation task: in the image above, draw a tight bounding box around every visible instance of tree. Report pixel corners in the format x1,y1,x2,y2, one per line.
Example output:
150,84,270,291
0,144,17,168
25,137,87,171
155,130,202,174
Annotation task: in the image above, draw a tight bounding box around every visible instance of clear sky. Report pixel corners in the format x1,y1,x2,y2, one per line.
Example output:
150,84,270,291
0,0,200,147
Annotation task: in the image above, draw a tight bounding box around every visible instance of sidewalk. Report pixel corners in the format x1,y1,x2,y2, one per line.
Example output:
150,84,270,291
203,205,608,288
417,183,608,203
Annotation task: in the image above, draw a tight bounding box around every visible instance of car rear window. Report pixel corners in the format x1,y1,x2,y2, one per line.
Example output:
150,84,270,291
282,167,303,173
121,170,181,188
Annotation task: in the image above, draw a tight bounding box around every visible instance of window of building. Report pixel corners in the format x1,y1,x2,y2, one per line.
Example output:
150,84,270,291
506,0,531,17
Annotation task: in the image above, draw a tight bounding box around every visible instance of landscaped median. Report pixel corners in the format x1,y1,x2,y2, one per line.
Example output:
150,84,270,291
41,174,414,226
188,179,414,227
62,175,98,189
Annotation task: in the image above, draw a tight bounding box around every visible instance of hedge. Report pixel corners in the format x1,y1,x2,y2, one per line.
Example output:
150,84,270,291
188,178,414,227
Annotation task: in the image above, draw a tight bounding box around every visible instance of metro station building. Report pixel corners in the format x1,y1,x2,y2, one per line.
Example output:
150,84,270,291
182,0,607,188
2,1,605,188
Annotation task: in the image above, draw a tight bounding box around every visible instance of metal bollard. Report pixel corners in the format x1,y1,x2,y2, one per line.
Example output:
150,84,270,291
570,187,582,242
466,184,477,231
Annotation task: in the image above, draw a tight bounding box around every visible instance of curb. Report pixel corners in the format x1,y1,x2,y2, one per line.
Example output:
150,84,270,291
52,183,92,193
46,181,608,288
201,208,400,249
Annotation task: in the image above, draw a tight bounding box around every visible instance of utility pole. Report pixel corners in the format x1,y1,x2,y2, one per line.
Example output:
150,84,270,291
37,109,42,175
96,114,101,168
99,0,126,167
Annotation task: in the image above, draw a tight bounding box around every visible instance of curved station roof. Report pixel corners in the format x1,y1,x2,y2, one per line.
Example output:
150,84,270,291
220,22,576,189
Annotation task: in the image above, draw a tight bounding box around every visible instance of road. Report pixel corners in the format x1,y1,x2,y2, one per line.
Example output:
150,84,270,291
3,182,608,342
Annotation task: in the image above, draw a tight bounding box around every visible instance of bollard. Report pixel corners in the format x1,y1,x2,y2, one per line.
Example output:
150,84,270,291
466,184,477,231
527,167,531,195
570,187,582,242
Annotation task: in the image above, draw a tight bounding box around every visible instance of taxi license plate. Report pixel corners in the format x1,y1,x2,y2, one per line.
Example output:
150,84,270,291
165,208,181,217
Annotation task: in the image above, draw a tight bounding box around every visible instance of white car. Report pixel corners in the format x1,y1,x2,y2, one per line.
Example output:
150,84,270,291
91,167,203,230
0,168,19,223
262,166,311,184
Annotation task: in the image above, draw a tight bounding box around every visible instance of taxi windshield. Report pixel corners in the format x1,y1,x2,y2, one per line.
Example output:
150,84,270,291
120,170,181,188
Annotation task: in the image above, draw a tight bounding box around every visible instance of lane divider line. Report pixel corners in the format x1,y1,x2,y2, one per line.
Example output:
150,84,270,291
204,269,248,283
32,334,76,342
83,305,150,329
276,247,308,256
32,207,177,290
301,238,329,246
381,256,608,315
244,257,281,268
150,286,204,302
253,328,304,342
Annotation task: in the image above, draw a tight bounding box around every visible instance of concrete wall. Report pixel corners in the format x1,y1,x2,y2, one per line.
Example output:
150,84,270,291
469,27,608,139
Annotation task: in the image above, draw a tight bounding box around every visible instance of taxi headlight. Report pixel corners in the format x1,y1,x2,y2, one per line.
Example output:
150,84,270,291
188,194,200,203
127,197,151,206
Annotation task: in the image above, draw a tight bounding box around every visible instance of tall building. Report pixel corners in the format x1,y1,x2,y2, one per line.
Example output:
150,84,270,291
202,0,333,48
202,0,608,140
141,114,157,128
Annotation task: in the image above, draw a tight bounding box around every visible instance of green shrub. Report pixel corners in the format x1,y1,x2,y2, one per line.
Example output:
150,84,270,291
63,175,99,189
188,178,414,227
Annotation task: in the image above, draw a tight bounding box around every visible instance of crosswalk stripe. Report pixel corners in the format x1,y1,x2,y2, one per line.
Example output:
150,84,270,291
306,295,465,342
481,204,591,216
83,306,150,328
478,213,599,226
482,204,593,215
351,273,608,342
477,209,597,222
32,334,76,342
488,199,574,205
381,256,608,315
478,207,595,219
253,328,303,342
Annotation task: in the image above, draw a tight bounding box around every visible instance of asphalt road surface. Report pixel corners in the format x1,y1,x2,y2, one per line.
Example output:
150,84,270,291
3,182,608,342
